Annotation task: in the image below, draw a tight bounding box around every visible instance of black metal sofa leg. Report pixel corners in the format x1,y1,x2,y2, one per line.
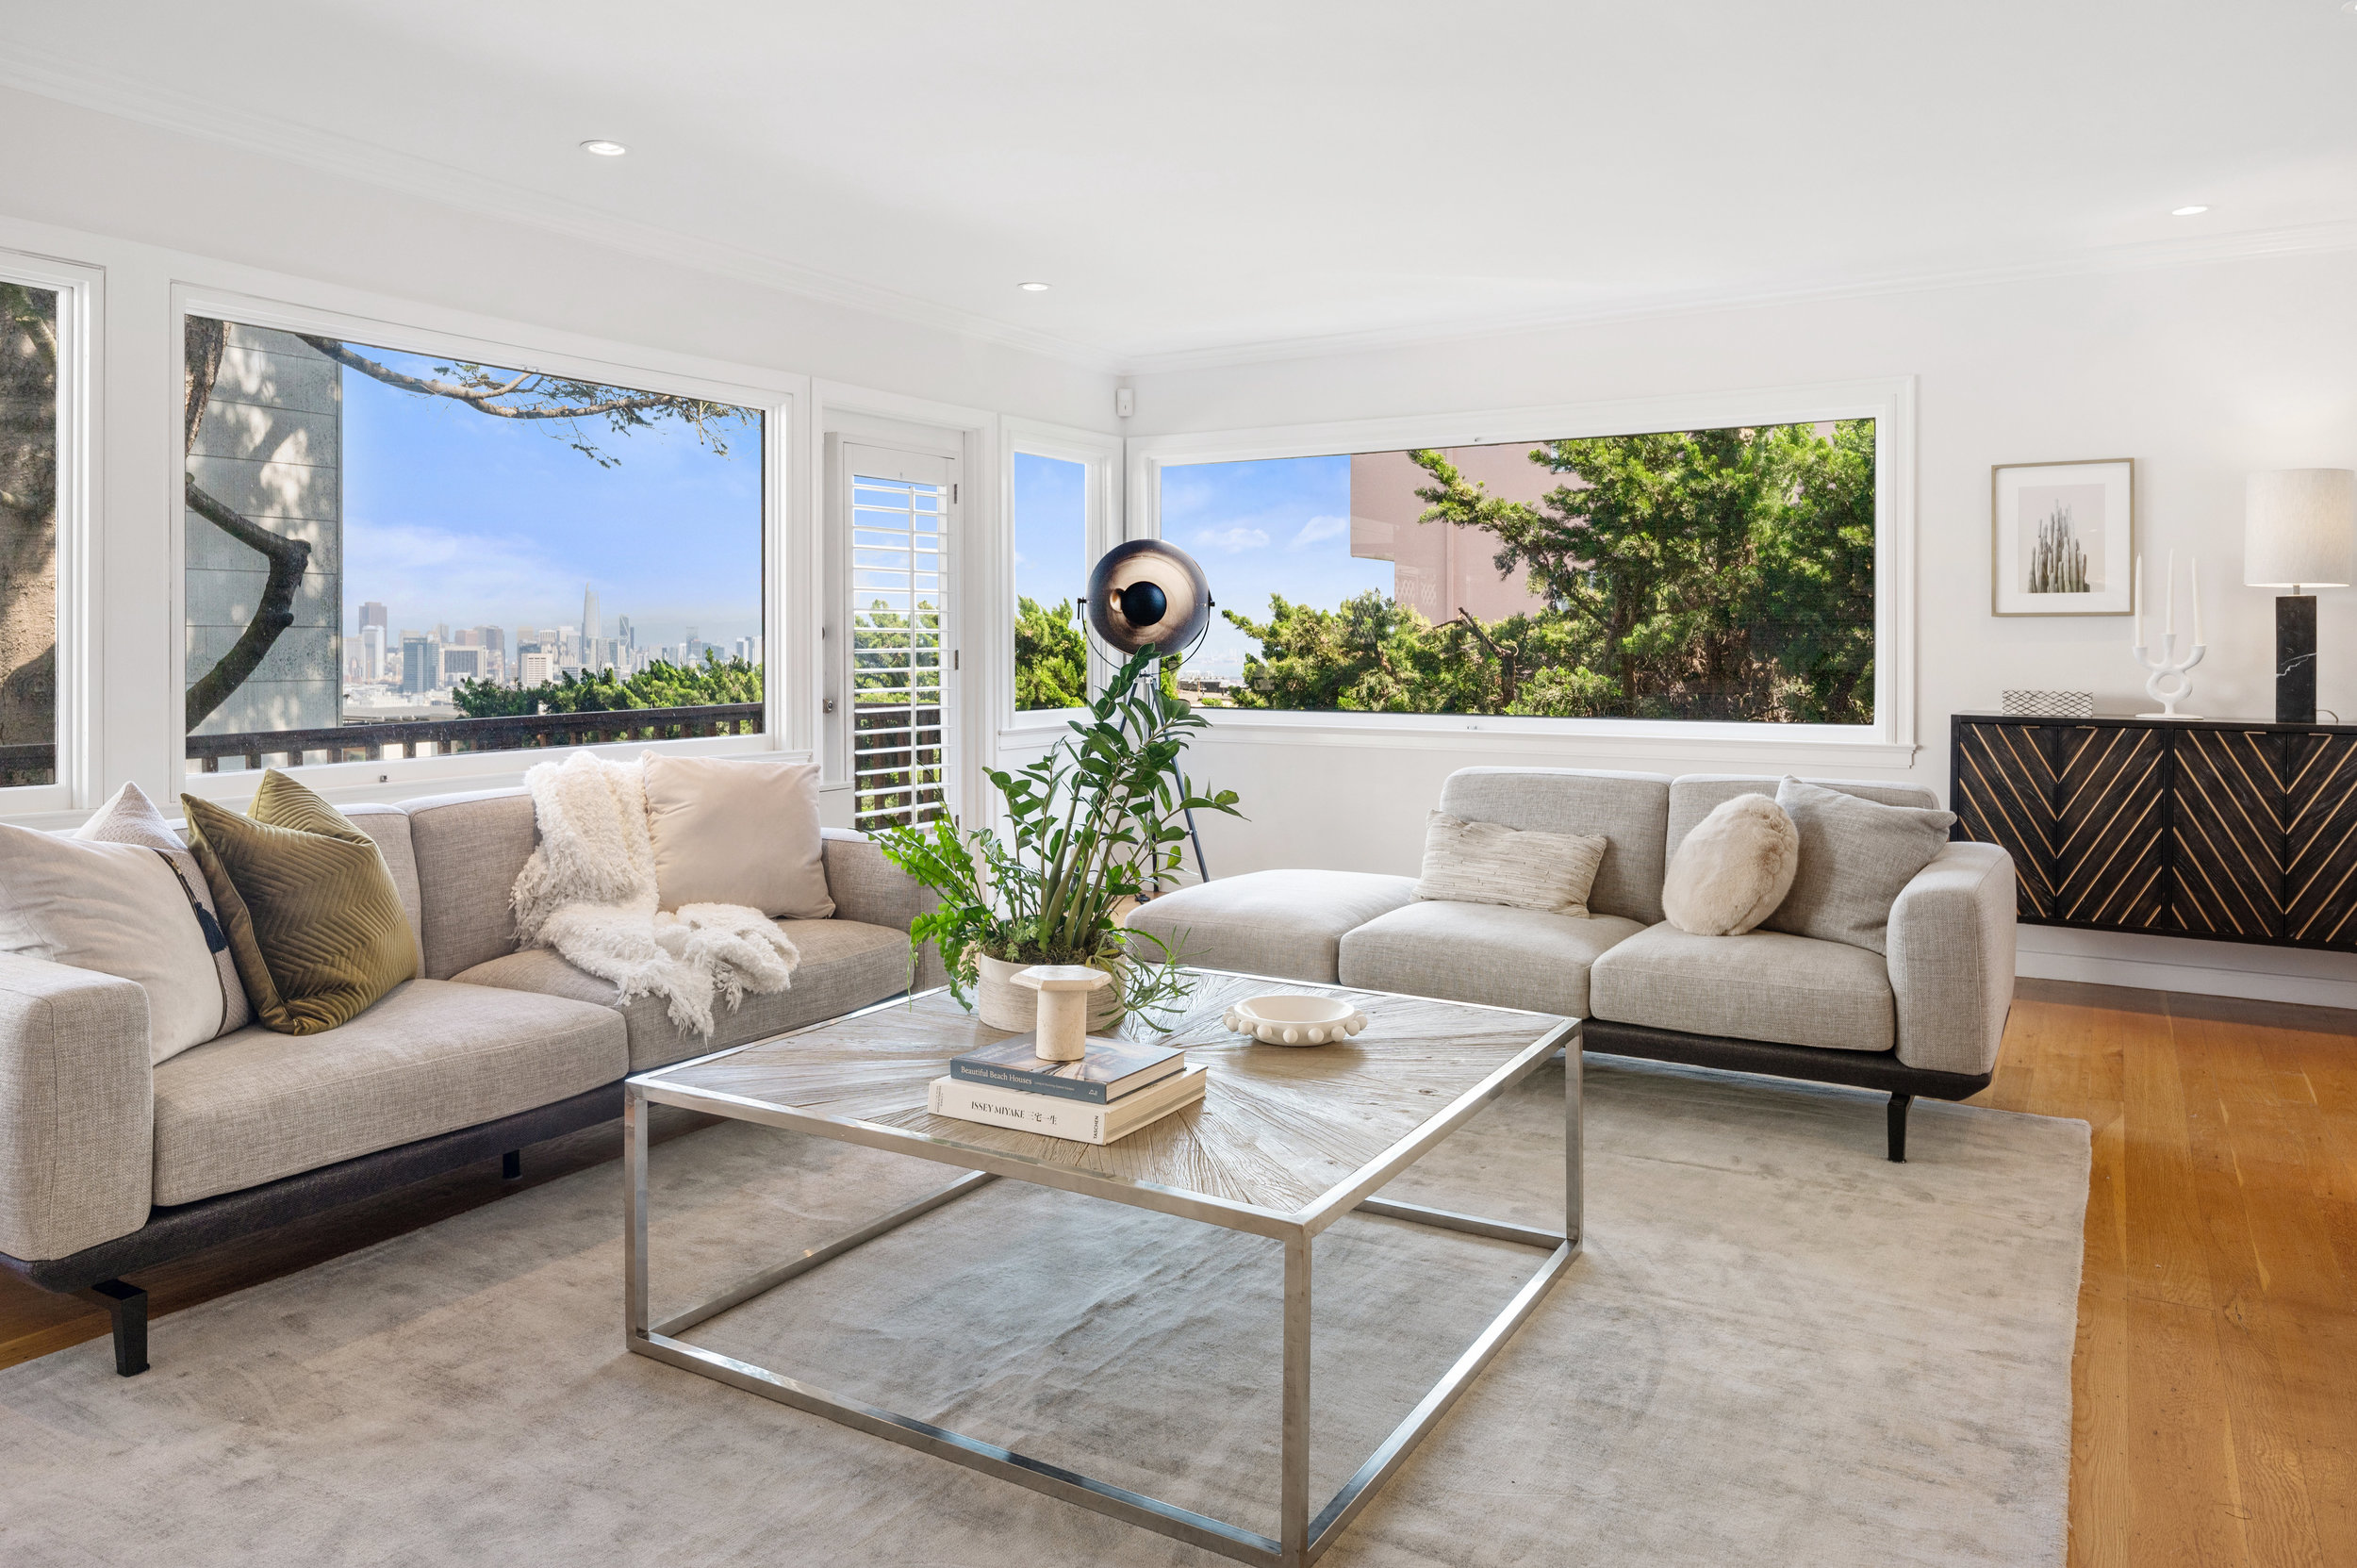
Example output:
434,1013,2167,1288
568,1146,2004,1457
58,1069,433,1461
1887,1093,1914,1163
81,1279,148,1377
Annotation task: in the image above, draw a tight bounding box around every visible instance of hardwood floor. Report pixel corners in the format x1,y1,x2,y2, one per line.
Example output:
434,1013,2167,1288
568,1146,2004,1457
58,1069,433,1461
1974,980,2357,1568
2,978,2351,1564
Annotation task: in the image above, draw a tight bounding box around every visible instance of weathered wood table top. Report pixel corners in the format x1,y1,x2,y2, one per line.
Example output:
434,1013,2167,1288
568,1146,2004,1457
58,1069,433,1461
637,969,1573,1222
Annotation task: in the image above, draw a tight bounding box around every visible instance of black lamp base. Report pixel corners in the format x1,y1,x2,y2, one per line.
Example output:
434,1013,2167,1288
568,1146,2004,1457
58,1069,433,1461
2277,593,2318,725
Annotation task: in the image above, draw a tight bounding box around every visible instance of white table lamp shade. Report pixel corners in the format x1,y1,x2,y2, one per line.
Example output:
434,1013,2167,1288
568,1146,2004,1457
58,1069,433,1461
2245,469,2357,588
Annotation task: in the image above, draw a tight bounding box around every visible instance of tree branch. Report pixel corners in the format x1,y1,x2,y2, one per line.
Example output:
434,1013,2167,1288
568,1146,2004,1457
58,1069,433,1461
184,475,312,731
295,335,682,421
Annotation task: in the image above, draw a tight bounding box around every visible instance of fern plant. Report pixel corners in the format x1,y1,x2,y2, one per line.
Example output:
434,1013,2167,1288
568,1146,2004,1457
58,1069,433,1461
872,645,1242,1021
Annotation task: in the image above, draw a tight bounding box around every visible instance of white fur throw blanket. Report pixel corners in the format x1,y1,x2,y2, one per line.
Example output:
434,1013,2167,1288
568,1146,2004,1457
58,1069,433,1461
510,751,798,1038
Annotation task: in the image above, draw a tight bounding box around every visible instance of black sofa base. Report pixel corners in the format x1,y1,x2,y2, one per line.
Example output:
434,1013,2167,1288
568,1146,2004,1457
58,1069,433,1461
1580,1020,1993,1163
1,1081,627,1375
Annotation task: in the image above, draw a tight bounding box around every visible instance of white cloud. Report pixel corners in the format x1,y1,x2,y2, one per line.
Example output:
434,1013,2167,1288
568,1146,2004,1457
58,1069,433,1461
1288,514,1350,551
1195,525,1271,553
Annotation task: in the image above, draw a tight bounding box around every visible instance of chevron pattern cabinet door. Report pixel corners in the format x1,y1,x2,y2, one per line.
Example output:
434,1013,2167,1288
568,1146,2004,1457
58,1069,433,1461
2169,729,2286,942
1953,720,2063,917
1953,715,2357,953
2052,723,2170,930
2284,733,2357,948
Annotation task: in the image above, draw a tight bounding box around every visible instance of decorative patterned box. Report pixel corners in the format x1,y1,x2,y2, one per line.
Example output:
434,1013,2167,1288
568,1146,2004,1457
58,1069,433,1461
2000,690,2095,718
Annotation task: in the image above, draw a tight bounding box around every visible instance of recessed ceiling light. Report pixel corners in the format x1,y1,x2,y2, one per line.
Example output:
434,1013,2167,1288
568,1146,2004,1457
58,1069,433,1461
2170,205,2209,217
580,140,628,157
1018,281,1051,292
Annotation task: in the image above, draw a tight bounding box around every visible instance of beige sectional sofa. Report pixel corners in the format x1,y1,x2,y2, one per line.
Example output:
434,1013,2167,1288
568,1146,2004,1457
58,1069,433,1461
0,784,939,1375
1129,766,2017,1162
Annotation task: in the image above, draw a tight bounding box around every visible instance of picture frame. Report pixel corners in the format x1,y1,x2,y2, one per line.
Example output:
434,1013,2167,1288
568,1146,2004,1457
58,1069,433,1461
1991,457,2134,616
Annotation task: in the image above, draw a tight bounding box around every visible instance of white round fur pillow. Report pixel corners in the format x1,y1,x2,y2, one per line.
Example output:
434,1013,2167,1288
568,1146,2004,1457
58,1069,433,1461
1661,793,1800,936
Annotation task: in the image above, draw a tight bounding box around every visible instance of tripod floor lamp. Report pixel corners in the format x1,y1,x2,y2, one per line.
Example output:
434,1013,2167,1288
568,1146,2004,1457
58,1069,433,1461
2246,469,2356,724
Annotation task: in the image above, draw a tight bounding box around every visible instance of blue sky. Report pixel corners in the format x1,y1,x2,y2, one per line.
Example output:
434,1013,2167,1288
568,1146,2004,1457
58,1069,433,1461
1157,455,1392,677
1012,451,1088,611
341,348,764,649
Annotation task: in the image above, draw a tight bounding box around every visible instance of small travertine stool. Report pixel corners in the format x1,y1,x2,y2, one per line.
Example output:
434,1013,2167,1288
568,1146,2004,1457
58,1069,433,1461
1014,965,1112,1061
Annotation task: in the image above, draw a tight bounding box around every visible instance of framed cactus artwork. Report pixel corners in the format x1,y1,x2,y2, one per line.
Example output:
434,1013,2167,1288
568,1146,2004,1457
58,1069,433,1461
1991,457,2135,616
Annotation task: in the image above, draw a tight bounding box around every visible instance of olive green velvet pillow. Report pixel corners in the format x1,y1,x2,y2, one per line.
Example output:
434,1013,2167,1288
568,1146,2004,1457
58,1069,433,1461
181,771,418,1035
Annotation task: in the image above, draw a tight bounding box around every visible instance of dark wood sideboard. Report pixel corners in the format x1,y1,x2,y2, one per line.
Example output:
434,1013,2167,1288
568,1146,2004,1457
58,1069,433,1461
1951,712,2357,952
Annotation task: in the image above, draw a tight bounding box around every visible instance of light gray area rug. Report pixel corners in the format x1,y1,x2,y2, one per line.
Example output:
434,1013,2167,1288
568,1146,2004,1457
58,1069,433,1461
0,1057,2088,1567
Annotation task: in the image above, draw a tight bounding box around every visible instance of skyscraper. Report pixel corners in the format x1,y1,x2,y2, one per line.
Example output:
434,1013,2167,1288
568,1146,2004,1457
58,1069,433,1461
358,601,388,635
583,584,601,643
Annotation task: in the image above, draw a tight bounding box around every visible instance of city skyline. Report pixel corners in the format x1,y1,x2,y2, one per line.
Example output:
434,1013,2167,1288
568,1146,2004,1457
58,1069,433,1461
339,338,764,666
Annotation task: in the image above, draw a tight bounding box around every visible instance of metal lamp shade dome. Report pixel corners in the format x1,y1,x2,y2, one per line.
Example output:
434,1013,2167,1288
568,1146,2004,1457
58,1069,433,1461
1086,540,1212,653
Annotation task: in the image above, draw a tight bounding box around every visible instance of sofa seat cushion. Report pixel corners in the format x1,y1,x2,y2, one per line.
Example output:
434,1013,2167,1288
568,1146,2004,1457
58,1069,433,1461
1588,921,1895,1053
1339,900,1645,1016
1123,869,1419,983
454,918,912,1071
151,979,626,1206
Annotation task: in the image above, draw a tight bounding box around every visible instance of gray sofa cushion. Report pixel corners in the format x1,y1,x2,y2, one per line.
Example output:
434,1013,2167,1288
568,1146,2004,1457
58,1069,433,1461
151,978,626,1206
1436,768,1673,926
1764,778,1957,954
1122,869,1419,984
340,802,423,968
403,788,537,980
1666,774,1939,855
1589,921,1895,1053
453,917,912,1071
1339,900,1645,1017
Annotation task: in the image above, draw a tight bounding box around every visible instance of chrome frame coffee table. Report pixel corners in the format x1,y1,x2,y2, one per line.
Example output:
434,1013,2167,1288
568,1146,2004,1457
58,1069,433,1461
624,970,1581,1568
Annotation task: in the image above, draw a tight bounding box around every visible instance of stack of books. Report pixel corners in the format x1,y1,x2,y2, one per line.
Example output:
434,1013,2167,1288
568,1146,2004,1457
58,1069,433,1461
928,1034,1205,1146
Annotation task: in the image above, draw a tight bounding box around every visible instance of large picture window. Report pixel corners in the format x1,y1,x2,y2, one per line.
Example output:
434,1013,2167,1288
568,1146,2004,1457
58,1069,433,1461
182,316,765,772
1158,421,1876,724
0,278,61,788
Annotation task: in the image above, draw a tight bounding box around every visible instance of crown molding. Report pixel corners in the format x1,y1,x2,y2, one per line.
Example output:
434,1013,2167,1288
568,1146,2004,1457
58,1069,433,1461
1111,217,2357,377
1,46,1122,374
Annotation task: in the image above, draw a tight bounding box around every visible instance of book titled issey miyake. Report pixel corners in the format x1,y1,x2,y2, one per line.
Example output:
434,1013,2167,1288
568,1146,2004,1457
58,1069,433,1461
948,1033,1187,1104
927,1065,1208,1146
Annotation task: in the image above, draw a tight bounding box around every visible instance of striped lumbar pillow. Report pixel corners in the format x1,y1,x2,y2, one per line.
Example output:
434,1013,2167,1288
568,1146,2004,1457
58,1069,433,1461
1413,811,1609,917
181,770,419,1034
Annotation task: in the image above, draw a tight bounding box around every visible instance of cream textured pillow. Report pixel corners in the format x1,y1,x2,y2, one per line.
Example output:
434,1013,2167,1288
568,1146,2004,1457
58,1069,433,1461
1414,811,1609,917
1764,778,1958,953
75,780,252,1036
1661,793,1798,936
0,816,231,1064
642,753,833,918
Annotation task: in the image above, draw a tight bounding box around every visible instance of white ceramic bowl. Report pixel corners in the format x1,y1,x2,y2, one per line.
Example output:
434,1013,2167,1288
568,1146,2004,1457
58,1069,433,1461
1222,993,1369,1047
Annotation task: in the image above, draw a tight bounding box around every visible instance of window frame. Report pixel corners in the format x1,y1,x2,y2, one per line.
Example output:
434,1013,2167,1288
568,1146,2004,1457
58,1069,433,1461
0,249,100,816
998,418,1121,738
171,285,799,806
1124,376,1917,762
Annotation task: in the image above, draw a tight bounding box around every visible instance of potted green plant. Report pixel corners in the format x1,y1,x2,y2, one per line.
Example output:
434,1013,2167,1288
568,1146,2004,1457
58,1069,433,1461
873,646,1242,1030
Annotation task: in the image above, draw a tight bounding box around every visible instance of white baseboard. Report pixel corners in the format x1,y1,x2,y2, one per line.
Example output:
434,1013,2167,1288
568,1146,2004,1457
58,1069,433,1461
2015,925,2357,1010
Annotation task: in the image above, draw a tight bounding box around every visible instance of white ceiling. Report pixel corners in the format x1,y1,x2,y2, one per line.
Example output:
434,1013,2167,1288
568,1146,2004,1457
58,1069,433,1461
9,0,2357,369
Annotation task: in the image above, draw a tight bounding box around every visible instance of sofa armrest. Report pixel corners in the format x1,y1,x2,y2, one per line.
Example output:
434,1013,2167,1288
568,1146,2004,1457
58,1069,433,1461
819,829,947,991
0,952,155,1263
1887,841,2018,1077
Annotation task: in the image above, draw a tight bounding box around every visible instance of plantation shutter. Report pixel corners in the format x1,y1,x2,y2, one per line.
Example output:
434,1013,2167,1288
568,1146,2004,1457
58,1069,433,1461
844,448,954,832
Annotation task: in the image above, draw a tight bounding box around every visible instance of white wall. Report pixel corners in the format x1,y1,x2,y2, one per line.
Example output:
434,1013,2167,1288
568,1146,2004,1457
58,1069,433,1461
0,86,1113,825
1127,250,2357,1007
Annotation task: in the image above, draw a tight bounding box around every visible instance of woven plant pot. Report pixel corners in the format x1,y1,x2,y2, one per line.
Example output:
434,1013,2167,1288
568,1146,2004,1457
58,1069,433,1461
975,953,1125,1033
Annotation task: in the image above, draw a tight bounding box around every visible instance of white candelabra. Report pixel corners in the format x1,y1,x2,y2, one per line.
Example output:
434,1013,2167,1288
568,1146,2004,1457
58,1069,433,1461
2131,551,2205,719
